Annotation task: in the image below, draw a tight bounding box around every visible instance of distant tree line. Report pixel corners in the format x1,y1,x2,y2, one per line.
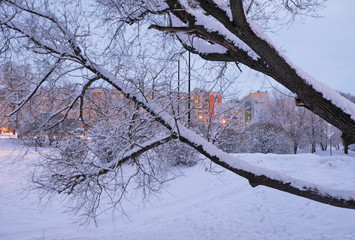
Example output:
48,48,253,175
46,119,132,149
216,91,347,154
1,62,351,155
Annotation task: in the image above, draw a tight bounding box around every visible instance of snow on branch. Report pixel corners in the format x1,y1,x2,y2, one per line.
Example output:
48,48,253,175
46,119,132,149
8,58,63,117
184,1,258,59
1,19,63,55
151,0,260,59
1,1,89,64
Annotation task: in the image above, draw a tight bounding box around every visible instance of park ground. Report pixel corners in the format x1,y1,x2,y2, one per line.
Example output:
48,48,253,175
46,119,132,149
1,138,355,240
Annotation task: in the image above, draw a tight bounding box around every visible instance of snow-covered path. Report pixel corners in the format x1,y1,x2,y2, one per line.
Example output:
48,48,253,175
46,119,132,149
1,139,355,240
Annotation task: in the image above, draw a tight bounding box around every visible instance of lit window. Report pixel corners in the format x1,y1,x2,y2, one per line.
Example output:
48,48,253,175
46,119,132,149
245,108,252,123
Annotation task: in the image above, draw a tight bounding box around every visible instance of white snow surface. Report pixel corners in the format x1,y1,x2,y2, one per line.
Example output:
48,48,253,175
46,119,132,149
1,138,355,240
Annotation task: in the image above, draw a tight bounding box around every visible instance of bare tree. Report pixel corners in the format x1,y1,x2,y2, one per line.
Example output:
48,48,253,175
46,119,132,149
254,90,345,154
263,92,308,154
305,112,324,153
0,0,355,222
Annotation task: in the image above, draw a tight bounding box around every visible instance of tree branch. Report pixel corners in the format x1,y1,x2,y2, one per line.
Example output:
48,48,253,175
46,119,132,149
8,58,63,117
178,135,355,209
52,134,176,194
148,24,196,33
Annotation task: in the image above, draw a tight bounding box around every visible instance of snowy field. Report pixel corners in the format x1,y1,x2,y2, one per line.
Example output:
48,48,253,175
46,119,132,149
1,138,355,240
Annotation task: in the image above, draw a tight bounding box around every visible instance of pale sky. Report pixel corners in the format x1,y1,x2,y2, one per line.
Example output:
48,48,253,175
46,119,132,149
264,0,355,95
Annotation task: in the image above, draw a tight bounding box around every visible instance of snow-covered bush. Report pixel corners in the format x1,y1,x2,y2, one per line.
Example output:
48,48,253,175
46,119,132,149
247,123,292,154
215,126,250,153
17,113,80,147
30,119,176,223
156,140,201,167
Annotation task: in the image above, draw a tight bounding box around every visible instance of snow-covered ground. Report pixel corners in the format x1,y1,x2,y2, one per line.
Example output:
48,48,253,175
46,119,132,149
1,138,355,240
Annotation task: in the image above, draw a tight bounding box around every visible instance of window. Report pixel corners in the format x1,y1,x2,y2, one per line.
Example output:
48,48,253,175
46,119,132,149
244,101,253,123
245,108,252,123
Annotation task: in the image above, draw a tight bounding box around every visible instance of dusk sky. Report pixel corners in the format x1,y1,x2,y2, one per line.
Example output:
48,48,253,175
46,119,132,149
265,0,355,95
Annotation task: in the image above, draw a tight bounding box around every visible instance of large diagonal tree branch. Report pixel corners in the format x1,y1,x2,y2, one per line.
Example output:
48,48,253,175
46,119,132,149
161,0,355,150
228,1,355,148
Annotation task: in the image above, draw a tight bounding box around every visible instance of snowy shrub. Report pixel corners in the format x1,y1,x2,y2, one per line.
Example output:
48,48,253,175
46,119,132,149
247,123,292,154
18,113,80,147
31,119,177,224
86,121,131,164
215,126,250,153
156,140,200,167
55,137,88,163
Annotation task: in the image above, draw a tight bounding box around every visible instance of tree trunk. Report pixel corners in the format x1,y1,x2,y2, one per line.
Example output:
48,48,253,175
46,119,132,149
343,141,349,154
293,143,298,154
311,121,316,153
311,143,316,153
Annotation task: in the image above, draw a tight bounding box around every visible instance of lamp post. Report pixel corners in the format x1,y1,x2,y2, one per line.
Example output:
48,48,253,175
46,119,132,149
177,59,180,116
188,51,191,127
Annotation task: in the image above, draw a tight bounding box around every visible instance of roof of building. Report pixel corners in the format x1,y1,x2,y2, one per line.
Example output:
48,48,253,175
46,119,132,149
248,92,269,104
